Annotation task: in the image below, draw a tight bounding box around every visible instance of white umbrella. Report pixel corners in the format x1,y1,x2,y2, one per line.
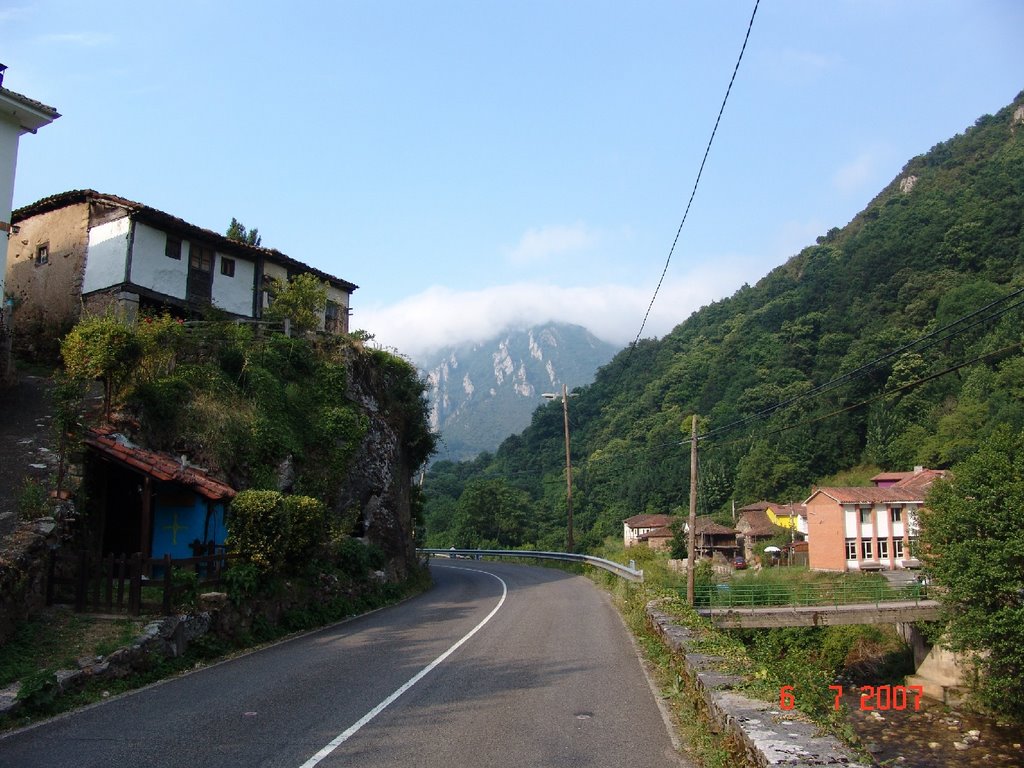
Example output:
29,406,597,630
763,546,782,553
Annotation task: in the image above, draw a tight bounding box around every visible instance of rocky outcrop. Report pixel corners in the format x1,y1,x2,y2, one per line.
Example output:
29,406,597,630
335,351,422,581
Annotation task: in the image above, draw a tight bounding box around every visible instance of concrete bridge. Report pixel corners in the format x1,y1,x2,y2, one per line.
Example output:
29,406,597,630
697,599,941,628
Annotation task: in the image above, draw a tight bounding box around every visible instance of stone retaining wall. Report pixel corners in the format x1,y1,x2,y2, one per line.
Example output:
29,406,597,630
0,516,63,645
646,601,869,767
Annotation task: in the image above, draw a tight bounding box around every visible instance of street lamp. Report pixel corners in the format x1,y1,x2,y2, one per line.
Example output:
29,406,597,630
542,383,575,553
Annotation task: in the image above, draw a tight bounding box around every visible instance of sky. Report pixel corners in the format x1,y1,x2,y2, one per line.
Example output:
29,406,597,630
4,1,1023,361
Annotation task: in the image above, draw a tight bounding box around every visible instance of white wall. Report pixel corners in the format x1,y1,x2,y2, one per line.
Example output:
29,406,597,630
0,119,22,302
128,222,187,299
82,217,131,293
212,251,255,315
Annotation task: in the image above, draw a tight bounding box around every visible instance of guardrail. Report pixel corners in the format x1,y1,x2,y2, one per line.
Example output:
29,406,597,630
418,548,644,583
694,579,930,609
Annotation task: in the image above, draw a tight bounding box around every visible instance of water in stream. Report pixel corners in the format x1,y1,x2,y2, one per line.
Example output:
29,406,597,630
844,688,1023,767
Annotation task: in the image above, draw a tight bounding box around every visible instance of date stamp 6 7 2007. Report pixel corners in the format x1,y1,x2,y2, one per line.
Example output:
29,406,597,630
779,684,925,712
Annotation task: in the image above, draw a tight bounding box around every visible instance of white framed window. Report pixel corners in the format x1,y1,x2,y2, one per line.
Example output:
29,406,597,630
845,540,857,560
861,540,873,559
35,243,49,266
894,539,905,559
878,539,889,560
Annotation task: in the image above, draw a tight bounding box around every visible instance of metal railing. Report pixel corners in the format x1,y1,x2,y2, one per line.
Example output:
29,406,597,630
418,548,644,583
693,579,930,609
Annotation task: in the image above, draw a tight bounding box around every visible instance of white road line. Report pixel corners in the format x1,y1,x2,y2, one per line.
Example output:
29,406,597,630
298,566,508,767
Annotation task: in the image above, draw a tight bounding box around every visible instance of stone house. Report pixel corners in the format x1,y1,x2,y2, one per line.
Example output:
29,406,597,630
623,513,674,548
734,508,787,560
804,467,946,572
5,190,357,336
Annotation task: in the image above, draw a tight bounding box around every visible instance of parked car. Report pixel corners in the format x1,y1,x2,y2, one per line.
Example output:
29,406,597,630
733,555,747,570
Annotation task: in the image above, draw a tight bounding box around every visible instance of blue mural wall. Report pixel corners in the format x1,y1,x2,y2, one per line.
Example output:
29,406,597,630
151,487,225,559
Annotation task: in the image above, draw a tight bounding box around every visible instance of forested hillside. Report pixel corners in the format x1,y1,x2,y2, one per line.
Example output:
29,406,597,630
423,92,1024,552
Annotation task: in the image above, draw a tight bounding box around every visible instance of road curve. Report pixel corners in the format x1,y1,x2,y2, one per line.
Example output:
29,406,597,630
0,562,686,768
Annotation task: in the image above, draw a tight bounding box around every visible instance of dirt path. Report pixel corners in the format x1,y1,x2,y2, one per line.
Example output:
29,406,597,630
0,374,56,536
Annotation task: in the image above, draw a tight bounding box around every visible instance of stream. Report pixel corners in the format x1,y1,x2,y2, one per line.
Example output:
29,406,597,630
844,687,1023,766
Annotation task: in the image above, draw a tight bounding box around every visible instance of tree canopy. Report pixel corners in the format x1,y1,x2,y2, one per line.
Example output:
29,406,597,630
920,426,1024,722
226,217,262,247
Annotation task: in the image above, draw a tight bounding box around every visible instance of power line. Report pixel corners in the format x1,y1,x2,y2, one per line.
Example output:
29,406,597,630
699,285,1024,441
629,0,760,352
705,340,1024,449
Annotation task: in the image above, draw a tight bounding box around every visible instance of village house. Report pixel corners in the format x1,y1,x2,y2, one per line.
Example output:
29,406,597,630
734,507,787,561
0,65,59,380
689,516,739,561
4,190,357,336
804,467,946,572
623,513,674,548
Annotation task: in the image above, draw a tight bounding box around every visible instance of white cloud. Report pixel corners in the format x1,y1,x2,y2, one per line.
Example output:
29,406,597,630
357,254,766,362
504,223,597,266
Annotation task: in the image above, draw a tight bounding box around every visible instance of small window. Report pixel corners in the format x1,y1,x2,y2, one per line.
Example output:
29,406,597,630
220,257,235,277
859,507,872,524
165,237,182,260
890,507,903,523
35,243,49,266
845,540,856,560
190,246,213,272
861,540,873,560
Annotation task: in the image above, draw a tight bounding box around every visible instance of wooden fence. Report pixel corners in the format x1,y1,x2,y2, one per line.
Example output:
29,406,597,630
45,548,239,615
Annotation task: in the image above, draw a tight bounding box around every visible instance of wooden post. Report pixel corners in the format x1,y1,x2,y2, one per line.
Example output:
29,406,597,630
162,553,173,614
686,415,698,606
115,554,126,611
129,552,142,615
140,477,153,558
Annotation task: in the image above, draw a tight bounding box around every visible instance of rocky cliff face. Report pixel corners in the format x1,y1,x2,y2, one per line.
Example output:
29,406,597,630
335,348,428,580
418,323,617,462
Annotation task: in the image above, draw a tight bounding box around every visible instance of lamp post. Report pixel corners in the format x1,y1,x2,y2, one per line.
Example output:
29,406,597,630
542,383,575,553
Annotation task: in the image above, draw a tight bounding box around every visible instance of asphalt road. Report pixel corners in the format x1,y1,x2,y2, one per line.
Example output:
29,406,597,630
0,562,687,768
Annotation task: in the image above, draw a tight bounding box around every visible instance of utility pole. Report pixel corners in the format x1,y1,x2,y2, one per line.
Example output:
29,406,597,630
686,414,698,605
560,383,575,554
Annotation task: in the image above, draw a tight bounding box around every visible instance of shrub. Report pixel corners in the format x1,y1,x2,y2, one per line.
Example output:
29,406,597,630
227,491,327,574
228,490,289,572
17,477,51,521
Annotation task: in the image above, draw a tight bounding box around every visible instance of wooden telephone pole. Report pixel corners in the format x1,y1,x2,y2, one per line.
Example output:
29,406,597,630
686,414,698,605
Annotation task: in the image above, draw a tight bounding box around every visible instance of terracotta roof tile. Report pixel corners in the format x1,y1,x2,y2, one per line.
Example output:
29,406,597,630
85,427,235,501
624,514,675,529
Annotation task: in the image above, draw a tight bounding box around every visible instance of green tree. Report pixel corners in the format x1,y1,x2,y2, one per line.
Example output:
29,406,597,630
919,426,1024,722
60,314,141,419
264,273,328,335
226,217,261,247
453,478,533,548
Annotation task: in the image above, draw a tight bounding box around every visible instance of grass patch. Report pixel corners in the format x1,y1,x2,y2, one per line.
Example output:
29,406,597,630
0,610,147,686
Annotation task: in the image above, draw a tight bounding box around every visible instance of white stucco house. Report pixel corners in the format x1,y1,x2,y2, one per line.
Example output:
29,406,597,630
0,64,60,379
5,190,356,334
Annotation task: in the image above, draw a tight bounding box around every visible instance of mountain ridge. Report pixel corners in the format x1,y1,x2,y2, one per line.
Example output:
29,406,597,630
418,323,617,462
